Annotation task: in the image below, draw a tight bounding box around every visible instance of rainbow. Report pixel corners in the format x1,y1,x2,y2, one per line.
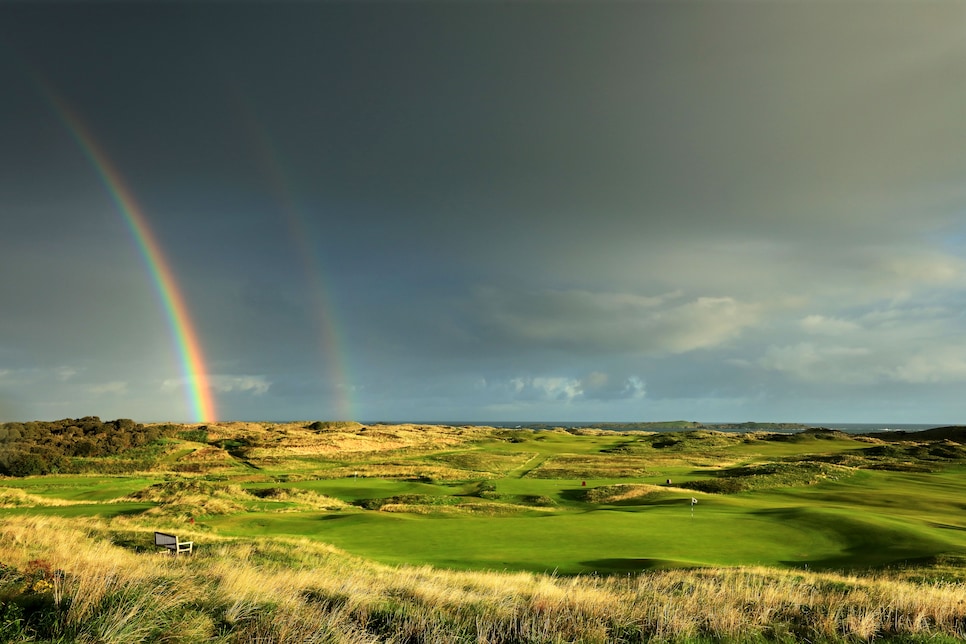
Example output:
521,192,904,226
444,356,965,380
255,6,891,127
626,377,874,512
41,88,217,422
234,95,355,420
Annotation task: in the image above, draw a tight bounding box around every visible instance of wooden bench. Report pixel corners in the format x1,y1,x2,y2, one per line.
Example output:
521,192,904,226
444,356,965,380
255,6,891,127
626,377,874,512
154,531,193,555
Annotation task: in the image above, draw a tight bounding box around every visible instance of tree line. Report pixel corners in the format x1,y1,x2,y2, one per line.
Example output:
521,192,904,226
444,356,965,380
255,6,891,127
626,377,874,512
0,417,174,476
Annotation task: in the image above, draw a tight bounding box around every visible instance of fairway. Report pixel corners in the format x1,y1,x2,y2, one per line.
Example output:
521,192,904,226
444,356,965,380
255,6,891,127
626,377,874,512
206,503,848,572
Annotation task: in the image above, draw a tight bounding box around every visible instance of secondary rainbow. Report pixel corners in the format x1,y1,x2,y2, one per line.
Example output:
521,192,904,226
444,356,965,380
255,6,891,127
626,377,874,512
234,93,355,420
43,90,217,422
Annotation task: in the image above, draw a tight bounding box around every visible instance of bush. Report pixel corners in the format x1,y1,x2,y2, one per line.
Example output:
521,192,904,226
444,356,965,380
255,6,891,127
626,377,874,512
0,418,178,476
177,428,209,443
5,453,50,477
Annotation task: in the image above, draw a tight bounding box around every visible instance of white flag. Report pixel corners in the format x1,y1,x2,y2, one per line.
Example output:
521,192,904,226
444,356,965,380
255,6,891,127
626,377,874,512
691,497,698,505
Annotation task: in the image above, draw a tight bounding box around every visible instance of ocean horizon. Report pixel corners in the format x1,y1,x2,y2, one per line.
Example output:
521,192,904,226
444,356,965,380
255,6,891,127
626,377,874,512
344,421,948,434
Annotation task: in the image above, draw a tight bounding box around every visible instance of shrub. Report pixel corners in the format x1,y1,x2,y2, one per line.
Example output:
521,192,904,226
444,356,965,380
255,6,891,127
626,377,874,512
5,453,51,477
177,428,209,443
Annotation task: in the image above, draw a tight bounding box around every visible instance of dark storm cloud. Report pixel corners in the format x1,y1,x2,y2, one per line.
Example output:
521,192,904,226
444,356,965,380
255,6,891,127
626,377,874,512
1,1,965,422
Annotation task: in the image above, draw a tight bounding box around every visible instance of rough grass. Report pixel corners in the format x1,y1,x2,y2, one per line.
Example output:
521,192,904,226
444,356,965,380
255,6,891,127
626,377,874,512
321,462,478,481
682,461,856,493
123,480,350,518
249,486,348,509
3,515,966,643
0,487,85,508
581,483,667,503
426,450,534,475
354,493,551,516
526,454,650,478
125,479,248,518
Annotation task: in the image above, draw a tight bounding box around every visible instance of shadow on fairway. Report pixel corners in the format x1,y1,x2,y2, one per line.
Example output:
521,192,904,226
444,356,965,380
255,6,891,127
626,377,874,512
786,553,942,572
580,558,689,573
614,497,690,507
561,486,693,508
755,507,954,571
0,503,155,519
559,488,590,502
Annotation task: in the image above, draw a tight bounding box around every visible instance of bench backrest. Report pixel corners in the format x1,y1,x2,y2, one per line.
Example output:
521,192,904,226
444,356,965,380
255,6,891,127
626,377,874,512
155,532,178,547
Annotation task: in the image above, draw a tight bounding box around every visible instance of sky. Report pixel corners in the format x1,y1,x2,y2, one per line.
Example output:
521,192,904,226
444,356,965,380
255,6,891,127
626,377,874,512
1,1,965,424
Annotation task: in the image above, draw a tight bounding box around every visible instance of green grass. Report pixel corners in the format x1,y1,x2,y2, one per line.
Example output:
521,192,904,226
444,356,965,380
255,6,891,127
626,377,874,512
204,474,966,573
0,475,162,501
1,502,155,518
241,477,465,501
204,502,848,572
4,424,966,578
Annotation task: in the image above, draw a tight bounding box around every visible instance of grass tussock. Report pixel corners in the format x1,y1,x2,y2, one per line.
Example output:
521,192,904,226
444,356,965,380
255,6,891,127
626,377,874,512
527,454,650,479
353,494,548,515
323,463,476,481
427,450,535,475
126,480,350,516
249,487,349,511
582,483,667,504
126,480,248,517
683,461,855,494
3,515,966,643
178,446,235,464
0,487,87,508
208,422,478,463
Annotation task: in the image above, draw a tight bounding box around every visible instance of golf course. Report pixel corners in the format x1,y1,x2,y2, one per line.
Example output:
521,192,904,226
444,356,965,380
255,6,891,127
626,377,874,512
3,419,966,642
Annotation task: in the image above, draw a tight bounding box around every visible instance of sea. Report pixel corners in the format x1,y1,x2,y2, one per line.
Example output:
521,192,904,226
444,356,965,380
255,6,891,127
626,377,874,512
360,421,945,435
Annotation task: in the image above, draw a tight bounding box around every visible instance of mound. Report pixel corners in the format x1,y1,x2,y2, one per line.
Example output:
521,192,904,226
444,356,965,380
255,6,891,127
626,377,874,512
127,480,248,517
682,461,854,494
527,455,649,478
249,487,348,511
0,487,83,508
644,431,745,450
581,483,665,504
868,426,966,443
377,501,549,516
179,446,235,463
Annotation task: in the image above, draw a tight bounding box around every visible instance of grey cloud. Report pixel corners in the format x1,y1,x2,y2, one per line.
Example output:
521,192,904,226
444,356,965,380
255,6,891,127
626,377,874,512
161,375,271,396
87,381,128,396
760,302,966,385
470,288,759,356
0,365,186,421
486,372,646,404
210,376,272,396
580,372,646,402
800,315,861,336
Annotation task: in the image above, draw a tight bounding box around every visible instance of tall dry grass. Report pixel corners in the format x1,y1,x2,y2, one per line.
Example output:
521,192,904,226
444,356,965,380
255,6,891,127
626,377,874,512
2,515,966,642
